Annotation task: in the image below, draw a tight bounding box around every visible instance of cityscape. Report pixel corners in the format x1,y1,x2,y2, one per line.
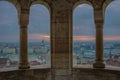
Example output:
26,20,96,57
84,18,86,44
73,41,120,66
0,0,120,69
0,41,120,68
0,40,50,68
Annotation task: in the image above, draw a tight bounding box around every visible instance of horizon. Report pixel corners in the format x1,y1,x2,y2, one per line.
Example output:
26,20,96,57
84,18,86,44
1,35,120,42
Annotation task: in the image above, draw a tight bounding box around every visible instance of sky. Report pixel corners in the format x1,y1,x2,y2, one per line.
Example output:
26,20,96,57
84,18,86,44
0,0,120,42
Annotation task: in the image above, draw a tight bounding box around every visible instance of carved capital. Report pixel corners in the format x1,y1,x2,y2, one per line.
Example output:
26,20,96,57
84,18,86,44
51,0,72,10
19,9,30,27
90,0,105,9
18,0,31,10
95,20,104,29
94,8,104,28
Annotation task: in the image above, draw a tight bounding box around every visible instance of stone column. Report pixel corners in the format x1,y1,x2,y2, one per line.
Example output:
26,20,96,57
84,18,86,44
93,9,105,68
19,9,30,69
51,2,73,80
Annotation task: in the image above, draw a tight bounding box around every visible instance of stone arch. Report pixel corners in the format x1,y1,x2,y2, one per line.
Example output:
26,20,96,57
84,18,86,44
0,0,20,67
31,0,51,12
29,3,50,42
103,0,120,67
103,0,113,19
104,0,116,10
73,0,93,10
0,0,19,29
0,0,17,9
104,0,120,38
1,0,21,15
73,3,95,66
28,3,50,67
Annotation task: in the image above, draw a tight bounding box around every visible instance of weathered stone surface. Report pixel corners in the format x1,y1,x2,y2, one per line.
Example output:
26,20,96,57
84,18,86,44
0,68,120,80
73,68,120,80
0,0,118,80
0,68,50,80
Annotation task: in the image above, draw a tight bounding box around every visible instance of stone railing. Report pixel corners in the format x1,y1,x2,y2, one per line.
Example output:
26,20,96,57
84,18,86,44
0,66,120,80
0,68,50,80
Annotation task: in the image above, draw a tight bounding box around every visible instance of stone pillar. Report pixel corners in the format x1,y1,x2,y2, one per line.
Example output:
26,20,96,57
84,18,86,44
19,9,30,69
51,2,73,80
93,9,105,68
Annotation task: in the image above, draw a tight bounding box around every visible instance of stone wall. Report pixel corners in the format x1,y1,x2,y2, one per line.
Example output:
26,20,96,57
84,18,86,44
73,68,120,80
0,68,120,80
0,68,50,80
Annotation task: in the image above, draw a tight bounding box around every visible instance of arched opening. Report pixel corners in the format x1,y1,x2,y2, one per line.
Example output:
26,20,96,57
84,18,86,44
28,4,50,67
73,4,95,67
0,1,19,68
104,0,120,67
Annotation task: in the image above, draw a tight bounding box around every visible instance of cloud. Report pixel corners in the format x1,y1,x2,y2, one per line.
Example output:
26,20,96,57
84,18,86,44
0,24,19,36
73,36,95,41
0,0,120,42
28,4,50,34
104,0,120,36
73,36,120,41
28,33,50,42
29,4,49,21
73,25,95,36
104,36,120,41
73,0,120,37
73,3,95,36
0,1,18,28
73,5,93,22
0,35,19,42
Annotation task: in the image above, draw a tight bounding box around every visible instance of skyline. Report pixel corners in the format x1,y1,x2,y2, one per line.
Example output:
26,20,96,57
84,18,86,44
0,0,120,42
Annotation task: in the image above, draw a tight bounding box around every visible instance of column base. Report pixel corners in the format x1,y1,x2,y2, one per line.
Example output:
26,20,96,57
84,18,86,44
93,62,105,68
19,63,30,69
